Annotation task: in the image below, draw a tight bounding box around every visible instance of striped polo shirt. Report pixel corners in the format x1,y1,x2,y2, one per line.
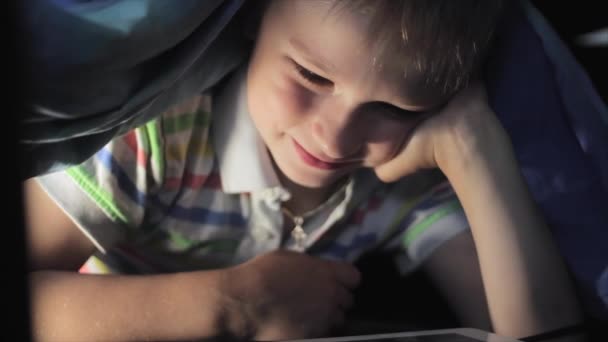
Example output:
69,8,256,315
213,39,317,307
37,67,469,275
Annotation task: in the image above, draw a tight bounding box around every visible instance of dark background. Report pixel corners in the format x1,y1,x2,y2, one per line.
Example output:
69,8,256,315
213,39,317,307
6,2,606,341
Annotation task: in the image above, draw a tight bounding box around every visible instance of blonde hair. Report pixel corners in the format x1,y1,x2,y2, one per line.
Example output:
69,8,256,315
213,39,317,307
332,0,506,95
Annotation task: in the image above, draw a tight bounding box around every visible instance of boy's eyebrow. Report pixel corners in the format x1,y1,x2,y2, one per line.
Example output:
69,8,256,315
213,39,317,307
288,38,335,74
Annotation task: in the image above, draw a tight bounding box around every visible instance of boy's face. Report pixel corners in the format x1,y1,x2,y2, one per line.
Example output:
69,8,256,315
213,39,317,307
247,0,447,189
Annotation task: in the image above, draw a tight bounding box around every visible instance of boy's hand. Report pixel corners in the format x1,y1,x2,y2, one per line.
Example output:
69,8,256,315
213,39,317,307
374,82,508,182
221,250,361,340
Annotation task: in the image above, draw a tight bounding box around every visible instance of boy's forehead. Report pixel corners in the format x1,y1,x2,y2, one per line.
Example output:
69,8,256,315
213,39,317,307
270,0,398,77
267,0,450,108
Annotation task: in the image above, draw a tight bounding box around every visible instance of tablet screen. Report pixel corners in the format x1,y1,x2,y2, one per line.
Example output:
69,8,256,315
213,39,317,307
357,334,484,342
284,328,520,342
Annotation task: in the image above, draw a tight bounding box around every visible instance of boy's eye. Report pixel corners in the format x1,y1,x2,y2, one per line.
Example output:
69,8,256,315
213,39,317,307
376,103,427,121
292,61,333,87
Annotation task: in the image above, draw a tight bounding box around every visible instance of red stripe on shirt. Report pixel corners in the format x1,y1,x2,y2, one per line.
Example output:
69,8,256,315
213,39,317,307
123,131,147,167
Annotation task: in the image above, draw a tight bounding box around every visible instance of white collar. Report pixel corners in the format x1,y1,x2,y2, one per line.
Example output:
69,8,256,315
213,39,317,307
211,66,281,194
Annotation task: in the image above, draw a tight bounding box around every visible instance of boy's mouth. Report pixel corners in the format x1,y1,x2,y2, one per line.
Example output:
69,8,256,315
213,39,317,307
292,138,357,170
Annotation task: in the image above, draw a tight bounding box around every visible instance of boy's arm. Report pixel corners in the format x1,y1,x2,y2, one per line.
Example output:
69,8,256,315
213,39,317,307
24,180,360,341
376,84,584,340
24,180,96,271
439,111,584,339
29,270,232,341
422,230,493,330
24,179,233,341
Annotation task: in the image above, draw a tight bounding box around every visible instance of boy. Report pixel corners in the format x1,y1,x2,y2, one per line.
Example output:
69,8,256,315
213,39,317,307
24,1,584,341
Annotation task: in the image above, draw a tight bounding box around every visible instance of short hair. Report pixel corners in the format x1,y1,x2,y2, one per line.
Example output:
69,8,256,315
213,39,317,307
332,0,506,96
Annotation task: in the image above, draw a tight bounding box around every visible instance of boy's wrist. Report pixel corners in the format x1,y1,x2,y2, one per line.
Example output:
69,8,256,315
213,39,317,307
163,270,254,340
435,108,513,179
215,267,258,340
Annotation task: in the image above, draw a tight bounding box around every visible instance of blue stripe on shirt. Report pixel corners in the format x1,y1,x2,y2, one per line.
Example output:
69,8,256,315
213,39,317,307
96,148,147,207
322,233,377,259
96,148,246,227
163,202,246,227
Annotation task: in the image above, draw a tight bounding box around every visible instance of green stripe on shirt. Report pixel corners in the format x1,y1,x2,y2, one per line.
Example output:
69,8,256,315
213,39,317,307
168,230,239,254
385,194,426,238
402,199,462,248
163,110,210,135
145,120,164,181
66,165,130,225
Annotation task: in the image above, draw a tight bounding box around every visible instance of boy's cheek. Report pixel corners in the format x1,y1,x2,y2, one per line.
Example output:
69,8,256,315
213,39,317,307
270,79,315,119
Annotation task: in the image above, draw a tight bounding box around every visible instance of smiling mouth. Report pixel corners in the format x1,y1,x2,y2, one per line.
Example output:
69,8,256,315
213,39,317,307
291,139,358,170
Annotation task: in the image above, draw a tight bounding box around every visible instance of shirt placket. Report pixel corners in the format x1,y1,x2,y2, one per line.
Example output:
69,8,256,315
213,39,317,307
232,187,286,263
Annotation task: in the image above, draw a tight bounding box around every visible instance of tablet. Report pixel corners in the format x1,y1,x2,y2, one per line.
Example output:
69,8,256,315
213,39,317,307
284,328,522,342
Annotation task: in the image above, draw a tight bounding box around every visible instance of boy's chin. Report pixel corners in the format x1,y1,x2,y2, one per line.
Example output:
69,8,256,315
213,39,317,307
279,167,344,190
271,152,353,190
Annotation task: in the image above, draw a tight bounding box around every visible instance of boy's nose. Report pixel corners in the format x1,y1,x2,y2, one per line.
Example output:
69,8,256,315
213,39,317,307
311,107,363,159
